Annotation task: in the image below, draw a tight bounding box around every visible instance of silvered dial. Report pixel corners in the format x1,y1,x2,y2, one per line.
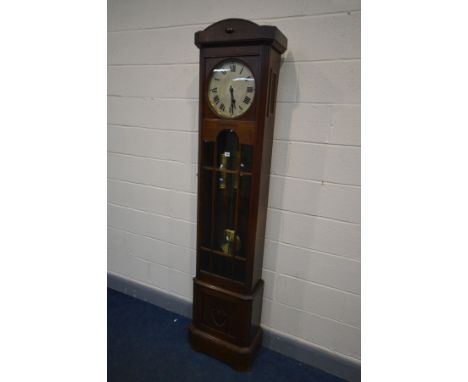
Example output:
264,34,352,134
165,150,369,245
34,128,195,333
207,60,255,118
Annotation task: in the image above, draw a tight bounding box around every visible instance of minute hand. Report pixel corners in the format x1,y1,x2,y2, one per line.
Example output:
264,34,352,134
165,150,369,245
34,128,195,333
229,85,236,115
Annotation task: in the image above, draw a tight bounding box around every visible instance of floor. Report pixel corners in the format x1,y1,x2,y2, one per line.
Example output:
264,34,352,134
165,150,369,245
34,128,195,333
108,288,347,382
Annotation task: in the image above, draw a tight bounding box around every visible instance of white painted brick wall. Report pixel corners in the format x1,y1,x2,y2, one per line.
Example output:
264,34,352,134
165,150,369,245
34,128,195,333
108,0,361,362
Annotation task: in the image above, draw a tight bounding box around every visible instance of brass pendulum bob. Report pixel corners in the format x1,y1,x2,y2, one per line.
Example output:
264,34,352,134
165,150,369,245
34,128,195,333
220,228,241,256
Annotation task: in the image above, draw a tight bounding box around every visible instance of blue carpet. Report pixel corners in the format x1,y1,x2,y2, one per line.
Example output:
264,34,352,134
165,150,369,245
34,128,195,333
108,288,347,382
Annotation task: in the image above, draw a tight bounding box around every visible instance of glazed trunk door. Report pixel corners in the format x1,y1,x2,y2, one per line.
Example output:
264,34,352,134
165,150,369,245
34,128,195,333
199,130,253,285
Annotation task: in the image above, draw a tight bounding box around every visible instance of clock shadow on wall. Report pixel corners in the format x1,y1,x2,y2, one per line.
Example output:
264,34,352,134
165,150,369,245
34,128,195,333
268,55,335,222
263,52,297,246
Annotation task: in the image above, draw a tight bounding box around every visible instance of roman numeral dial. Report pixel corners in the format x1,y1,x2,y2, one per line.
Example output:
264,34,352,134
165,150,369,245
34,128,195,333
207,60,255,118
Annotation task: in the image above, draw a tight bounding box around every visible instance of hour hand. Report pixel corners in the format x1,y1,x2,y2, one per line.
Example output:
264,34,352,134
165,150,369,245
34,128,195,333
229,86,236,114
229,86,236,115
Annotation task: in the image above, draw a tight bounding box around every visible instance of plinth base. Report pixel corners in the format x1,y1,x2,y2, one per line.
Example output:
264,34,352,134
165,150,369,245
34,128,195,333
189,323,263,371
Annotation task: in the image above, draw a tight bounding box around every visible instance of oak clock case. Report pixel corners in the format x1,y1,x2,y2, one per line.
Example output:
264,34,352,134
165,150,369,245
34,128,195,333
189,19,287,371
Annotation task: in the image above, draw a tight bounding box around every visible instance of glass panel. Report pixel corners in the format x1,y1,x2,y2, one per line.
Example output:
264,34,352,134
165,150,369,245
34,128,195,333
237,175,251,258
200,170,213,248
203,140,214,167
200,250,210,272
217,130,239,170
214,172,238,254
212,255,232,279
210,129,246,280
240,145,253,172
233,259,246,283
214,129,240,261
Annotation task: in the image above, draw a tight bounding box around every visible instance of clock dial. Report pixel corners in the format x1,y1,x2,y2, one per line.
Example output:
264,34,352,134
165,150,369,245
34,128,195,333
208,60,255,118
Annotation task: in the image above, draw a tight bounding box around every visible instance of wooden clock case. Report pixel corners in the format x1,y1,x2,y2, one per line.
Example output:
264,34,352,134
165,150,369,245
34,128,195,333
188,18,287,371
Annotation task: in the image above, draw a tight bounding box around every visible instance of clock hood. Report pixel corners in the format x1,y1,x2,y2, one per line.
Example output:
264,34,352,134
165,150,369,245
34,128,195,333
194,18,287,54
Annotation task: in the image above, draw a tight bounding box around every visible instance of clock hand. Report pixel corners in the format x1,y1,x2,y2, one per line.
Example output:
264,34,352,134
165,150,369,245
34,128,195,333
229,85,236,115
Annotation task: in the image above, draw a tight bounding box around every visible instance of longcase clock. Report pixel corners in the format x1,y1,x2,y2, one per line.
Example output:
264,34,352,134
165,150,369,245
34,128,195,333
189,19,287,371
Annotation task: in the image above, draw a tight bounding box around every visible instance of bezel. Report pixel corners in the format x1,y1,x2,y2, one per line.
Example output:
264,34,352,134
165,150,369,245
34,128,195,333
206,58,256,120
